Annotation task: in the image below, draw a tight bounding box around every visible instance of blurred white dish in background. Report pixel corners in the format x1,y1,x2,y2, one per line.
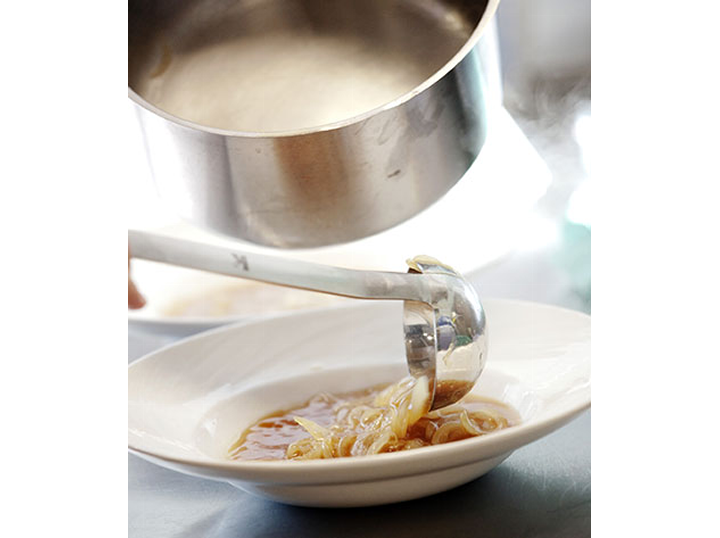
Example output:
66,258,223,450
128,251,368,337
128,299,590,507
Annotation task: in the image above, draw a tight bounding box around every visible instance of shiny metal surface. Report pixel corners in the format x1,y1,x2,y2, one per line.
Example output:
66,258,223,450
129,0,499,247
129,230,486,408
403,256,486,410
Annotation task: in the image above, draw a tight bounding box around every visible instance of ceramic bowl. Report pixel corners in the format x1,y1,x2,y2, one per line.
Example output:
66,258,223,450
128,299,590,507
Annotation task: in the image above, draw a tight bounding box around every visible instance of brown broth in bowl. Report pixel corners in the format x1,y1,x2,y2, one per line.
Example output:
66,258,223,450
229,379,519,461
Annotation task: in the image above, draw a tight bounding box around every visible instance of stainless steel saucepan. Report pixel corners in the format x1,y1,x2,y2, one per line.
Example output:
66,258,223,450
129,0,500,247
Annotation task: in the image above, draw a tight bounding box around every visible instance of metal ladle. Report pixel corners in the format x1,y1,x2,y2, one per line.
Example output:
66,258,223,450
129,230,487,410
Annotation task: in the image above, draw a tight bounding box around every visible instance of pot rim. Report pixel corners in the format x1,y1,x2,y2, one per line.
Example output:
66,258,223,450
128,0,500,139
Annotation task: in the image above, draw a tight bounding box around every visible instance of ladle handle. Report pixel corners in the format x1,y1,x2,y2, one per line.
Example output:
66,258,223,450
128,230,425,301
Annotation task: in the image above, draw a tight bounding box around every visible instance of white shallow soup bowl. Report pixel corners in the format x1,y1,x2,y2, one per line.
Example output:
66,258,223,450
128,299,590,507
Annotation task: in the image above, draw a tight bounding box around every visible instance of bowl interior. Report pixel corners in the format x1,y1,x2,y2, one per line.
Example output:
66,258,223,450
128,299,590,465
128,0,489,132
194,365,538,459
